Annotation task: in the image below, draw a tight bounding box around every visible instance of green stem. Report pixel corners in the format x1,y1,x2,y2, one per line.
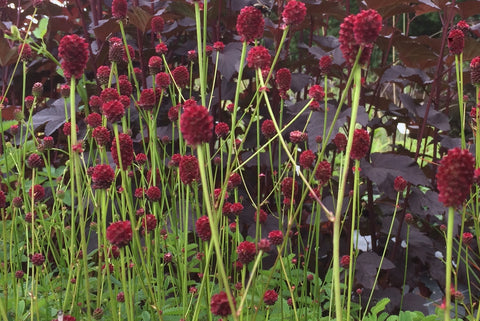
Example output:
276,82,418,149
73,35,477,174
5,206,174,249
445,207,455,321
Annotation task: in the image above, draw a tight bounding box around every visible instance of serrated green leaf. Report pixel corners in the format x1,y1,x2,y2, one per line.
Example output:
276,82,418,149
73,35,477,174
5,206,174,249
33,17,49,39
371,298,390,316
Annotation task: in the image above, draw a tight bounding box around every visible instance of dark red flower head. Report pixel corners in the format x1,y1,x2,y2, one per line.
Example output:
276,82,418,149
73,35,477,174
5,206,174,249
276,68,291,99
299,150,316,169
100,88,120,103
138,88,157,111
282,0,307,26
236,6,265,43
179,155,200,185
27,153,44,169
146,186,161,202
0,190,5,209
255,209,268,224
448,29,465,55
96,66,111,85
339,14,373,66
155,72,170,90
263,289,278,306
58,35,89,79
353,9,382,46
118,77,132,96
180,103,213,146
92,126,111,146
31,253,45,266
18,43,33,62
106,220,132,247
148,56,163,75
470,57,480,85
308,85,325,102
247,46,271,70
436,147,474,208
210,291,235,317
112,0,127,19
281,177,298,198
195,216,211,241
237,241,256,264
172,66,190,88
215,122,230,139
86,112,102,128
319,55,333,75
340,255,350,268
102,100,125,123
142,214,157,234
261,119,276,139
29,184,45,201
92,164,115,189
315,160,331,186
333,132,347,152
350,129,370,160
213,41,225,52
394,176,407,192
228,172,242,189
151,16,165,35
111,133,134,170
462,232,474,245
268,230,284,245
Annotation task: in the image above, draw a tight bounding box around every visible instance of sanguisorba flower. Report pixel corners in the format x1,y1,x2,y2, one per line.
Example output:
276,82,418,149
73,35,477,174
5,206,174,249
308,84,325,102
180,103,213,146
339,14,374,66
215,122,230,139
281,177,299,198
276,68,291,99
106,220,132,247
315,160,332,186
261,119,276,139
299,150,316,169
246,45,271,70
236,6,265,43
237,241,256,264
448,29,465,55
195,216,211,241
92,126,111,147
112,0,127,19
350,129,370,160
333,132,347,152
436,147,474,208
102,100,125,123
282,0,307,26
353,9,382,46
268,230,284,245
171,66,190,88
58,35,89,79
179,155,200,185
263,289,279,306
394,176,408,192
91,164,115,189
211,291,235,317
151,15,165,36
111,133,134,170
319,55,333,76
470,57,480,85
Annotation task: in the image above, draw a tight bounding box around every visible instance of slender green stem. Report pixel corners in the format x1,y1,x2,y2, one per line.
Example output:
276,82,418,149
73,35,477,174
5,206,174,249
445,207,455,321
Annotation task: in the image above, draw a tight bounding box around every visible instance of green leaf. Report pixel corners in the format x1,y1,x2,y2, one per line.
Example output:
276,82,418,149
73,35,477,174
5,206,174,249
33,17,49,39
370,298,390,316
141,311,151,321
0,120,17,133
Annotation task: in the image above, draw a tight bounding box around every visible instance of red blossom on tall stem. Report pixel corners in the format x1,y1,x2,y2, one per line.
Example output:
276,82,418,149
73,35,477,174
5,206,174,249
281,0,307,26
111,133,134,170
106,221,133,247
180,103,213,146
350,129,370,160
112,0,127,19
246,46,271,70
236,6,265,43
436,148,474,208
448,29,465,55
58,35,89,79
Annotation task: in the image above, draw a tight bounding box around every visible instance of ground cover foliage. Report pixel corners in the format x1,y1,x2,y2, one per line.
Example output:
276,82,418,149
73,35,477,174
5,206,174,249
0,0,480,320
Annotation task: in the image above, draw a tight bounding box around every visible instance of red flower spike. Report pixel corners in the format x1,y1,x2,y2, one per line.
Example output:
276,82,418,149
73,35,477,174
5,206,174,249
353,9,382,46
263,290,278,306
308,85,325,102
282,0,307,26
319,55,333,75
118,78,132,96
18,43,33,62
339,14,373,66
148,56,163,75
111,133,134,170
86,112,102,128
213,41,225,52
215,122,230,139
436,147,474,208
254,209,268,224
96,66,111,85
29,185,45,201
31,253,45,266
210,291,235,317
236,6,264,43
340,255,350,268
27,153,44,169
350,129,370,160
448,29,464,55
299,150,316,169
315,161,331,186
394,176,407,192
261,119,276,139
151,16,164,35
92,126,111,147
237,241,256,264
172,66,190,88
246,46,271,70
112,0,127,19
179,155,200,185
281,177,298,198
180,104,213,146
470,57,480,85
142,214,157,234
268,230,284,245
155,72,170,90
195,216,211,241
102,100,125,123
92,164,115,189
106,220,132,247
58,35,89,79
100,88,120,103
146,186,161,202
462,232,473,245
276,68,291,99
333,132,347,152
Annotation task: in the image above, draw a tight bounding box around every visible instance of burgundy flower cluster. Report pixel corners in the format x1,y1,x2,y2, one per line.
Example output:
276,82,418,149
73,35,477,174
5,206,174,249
180,102,213,146
111,133,134,170
339,10,382,66
58,35,89,79
210,291,235,317
106,220,132,247
236,6,264,43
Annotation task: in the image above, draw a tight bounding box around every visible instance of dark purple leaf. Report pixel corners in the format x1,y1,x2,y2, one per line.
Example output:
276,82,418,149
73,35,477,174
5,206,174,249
217,42,244,81
356,252,395,289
